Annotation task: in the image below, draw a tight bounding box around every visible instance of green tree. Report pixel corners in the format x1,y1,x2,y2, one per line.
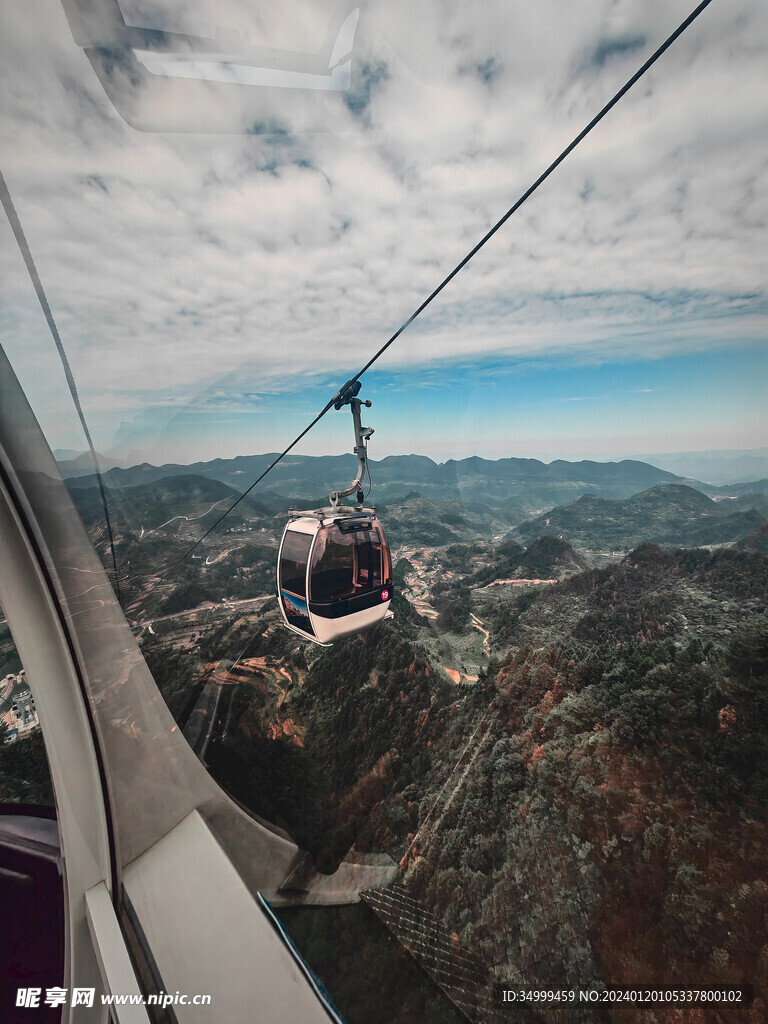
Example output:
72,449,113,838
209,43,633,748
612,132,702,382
726,613,768,680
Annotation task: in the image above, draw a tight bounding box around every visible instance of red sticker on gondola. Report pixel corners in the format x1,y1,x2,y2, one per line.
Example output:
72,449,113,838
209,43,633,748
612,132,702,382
381,590,389,601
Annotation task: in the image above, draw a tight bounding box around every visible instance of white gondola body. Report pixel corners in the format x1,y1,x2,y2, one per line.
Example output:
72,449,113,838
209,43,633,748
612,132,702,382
276,511,393,646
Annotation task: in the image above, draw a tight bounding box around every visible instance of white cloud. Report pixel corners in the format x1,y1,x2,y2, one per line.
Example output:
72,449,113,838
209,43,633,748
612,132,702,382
0,0,766,459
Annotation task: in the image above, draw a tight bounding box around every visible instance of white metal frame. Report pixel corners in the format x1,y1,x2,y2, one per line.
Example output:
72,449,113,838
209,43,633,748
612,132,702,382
0,345,395,1021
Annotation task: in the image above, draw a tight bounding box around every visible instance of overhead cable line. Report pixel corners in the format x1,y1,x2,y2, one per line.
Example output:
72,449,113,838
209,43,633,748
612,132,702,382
0,171,123,605
137,0,714,602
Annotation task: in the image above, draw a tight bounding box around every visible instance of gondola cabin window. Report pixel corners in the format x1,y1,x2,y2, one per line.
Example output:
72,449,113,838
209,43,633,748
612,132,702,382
279,530,313,635
310,523,388,603
280,531,311,596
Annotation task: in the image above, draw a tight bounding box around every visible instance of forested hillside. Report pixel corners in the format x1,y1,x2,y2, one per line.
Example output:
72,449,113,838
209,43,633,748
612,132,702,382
163,544,768,1023
514,485,766,551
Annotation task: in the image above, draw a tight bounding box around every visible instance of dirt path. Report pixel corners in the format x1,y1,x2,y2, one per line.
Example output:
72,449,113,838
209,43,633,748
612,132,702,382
146,499,229,535
204,546,241,565
477,577,556,589
469,612,490,654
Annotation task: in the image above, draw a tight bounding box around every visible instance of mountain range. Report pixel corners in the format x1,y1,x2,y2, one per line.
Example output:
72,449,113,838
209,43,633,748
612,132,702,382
63,452,728,520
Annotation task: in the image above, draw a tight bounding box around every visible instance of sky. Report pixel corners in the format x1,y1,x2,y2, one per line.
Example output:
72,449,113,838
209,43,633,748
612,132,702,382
1,0,766,468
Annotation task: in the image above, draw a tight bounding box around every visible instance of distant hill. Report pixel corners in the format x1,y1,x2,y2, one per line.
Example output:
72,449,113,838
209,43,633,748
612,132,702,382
717,478,768,498
442,535,586,590
514,484,766,552
379,492,487,548
520,535,587,576
636,447,768,485
487,541,768,649
64,452,717,526
56,450,126,478
736,521,768,555
720,493,768,518
70,474,272,532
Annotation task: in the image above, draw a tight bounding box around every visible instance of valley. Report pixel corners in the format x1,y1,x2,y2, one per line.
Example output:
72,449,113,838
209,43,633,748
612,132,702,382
4,451,767,1023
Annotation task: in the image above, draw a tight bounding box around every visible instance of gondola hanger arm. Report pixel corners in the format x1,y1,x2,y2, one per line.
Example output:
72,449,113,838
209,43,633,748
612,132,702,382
329,389,374,508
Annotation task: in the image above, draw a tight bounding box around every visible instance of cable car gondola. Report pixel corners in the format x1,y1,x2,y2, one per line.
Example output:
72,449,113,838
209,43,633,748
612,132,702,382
277,383,393,645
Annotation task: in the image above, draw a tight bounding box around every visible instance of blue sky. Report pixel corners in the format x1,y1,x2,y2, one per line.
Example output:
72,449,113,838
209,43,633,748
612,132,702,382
1,0,766,467
106,341,768,465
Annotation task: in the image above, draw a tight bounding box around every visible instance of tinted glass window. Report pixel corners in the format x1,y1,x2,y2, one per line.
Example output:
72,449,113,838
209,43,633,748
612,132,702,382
279,530,312,597
310,525,385,602
377,524,392,585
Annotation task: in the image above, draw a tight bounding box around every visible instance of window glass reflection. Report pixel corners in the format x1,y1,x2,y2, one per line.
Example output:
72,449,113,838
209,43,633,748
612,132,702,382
310,525,388,602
